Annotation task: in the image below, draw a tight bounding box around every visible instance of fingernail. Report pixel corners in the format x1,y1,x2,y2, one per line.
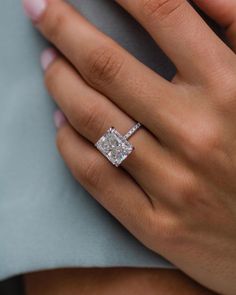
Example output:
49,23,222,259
54,110,66,129
41,48,57,71
22,0,47,21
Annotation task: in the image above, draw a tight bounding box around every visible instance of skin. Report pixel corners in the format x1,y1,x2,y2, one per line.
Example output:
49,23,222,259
24,268,216,295
22,0,236,294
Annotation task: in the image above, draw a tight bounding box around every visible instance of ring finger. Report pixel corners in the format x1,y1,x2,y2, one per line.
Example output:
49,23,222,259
42,49,179,206
55,122,156,240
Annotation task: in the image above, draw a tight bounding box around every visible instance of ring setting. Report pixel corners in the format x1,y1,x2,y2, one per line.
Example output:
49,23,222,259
95,123,142,167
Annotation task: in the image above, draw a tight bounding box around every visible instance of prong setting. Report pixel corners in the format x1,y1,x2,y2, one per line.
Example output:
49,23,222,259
95,123,141,167
95,128,134,167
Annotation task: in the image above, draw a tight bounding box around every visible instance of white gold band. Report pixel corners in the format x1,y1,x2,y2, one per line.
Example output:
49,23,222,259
124,122,142,140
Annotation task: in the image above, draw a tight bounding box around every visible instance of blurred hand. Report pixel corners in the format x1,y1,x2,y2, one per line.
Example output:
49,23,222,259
24,268,215,295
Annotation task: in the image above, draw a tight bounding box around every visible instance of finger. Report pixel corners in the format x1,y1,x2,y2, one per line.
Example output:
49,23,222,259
55,121,156,240
43,50,177,206
193,0,236,51
116,0,235,82
23,0,182,143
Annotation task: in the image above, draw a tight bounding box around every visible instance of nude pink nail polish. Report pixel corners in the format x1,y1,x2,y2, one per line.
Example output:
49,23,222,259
54,110,66,129
40,48,57,71
23,0,47,21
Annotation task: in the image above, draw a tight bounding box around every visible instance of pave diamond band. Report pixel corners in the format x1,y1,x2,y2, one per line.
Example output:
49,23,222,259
124,122,142,140
95,123,142,167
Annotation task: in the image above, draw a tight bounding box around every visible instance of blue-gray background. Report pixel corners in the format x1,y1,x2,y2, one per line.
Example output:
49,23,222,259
0,0,176,280
0,0,220,280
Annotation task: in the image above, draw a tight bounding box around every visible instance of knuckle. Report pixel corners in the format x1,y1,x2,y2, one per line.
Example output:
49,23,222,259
86,47,124,86
81,156,104,188
76,102,107,135
138,210,187,251
174,175,202,207
141,0,185,22
158,216,187,249
202,62,236,111
213,72,236,113
181,123,222,163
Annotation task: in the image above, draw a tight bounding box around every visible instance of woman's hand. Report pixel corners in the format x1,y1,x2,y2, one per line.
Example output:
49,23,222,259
23,0,236,294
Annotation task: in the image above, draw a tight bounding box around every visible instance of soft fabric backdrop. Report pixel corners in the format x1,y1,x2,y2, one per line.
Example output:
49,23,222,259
0,0,219,280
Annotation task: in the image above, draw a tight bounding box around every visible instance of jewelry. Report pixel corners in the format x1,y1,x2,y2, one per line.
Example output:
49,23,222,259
95,123,142,167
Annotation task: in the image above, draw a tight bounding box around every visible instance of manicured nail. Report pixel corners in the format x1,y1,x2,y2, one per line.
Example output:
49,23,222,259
54,110,66,129
40,48,57,71
23,0,47,21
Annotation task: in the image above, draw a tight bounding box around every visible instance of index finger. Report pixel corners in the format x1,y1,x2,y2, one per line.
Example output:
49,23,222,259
116,0,235,83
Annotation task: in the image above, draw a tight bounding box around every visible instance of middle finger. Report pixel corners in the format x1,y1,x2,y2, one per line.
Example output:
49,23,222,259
24,0,183,144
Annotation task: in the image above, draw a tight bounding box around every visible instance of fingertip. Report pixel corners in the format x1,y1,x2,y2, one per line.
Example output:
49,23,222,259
41,48,57,71
54,110,67,129
22,0,47,22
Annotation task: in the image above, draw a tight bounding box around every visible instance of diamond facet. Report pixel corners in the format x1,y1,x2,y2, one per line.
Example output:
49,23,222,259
95,128,134,167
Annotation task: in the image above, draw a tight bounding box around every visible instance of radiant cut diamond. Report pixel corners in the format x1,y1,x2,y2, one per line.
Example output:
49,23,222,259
95,127,134,167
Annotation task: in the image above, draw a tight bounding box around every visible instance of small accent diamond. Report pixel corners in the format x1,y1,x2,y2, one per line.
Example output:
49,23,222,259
95,128,134,167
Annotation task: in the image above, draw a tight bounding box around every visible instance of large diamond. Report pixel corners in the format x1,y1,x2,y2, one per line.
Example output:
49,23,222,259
95,128,134,167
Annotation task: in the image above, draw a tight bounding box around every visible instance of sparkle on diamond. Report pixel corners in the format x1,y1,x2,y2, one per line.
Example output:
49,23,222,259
95,128,133,167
